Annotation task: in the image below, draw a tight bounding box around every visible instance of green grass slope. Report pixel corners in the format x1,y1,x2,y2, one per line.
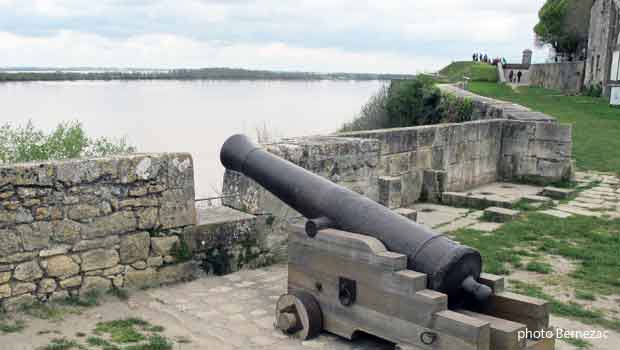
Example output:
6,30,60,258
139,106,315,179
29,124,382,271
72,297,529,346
438,61,498,83
469,82,620,172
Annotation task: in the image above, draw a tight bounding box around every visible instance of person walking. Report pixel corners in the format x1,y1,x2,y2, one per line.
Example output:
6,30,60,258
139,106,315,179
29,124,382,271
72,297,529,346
517,71,523,84
509,70,514,83
473,53,478,62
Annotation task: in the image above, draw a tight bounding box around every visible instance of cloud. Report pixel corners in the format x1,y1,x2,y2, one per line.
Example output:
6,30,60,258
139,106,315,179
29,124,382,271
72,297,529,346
0,0,550,71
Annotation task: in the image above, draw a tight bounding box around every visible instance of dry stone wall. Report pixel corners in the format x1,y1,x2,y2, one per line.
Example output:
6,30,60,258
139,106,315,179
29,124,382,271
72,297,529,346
0,153,196,309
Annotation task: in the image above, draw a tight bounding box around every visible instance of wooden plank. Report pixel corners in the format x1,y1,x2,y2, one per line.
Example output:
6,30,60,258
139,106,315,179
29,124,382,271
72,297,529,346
459,310,526,350
288,243,419,297
433,310,490,350
289,231,407,271
289,224,388,254
289,282,487,350
288,264,445,327
479,273,505,294
479,292,550,332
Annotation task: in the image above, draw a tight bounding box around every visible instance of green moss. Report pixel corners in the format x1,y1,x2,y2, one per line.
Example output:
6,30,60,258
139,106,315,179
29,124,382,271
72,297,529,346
170,240,192,262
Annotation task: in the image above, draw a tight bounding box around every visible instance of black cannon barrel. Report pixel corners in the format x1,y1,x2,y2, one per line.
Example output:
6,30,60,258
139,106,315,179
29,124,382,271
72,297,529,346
221,134,491,304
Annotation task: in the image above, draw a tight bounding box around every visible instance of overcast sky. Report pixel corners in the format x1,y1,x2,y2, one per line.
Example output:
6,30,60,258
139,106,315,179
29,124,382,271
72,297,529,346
0,0,550,73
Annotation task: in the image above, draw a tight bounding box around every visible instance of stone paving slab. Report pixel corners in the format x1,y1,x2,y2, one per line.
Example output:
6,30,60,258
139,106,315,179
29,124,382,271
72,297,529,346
8,264,619,350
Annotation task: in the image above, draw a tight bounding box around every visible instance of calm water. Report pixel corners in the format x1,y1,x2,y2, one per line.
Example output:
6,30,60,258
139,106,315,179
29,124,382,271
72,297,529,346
0,80,385,197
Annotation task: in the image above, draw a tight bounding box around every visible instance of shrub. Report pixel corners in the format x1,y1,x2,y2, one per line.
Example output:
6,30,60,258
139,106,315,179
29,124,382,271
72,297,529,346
0,120,135,164
341,76,474,132
385,76,443,127
439,93,474,123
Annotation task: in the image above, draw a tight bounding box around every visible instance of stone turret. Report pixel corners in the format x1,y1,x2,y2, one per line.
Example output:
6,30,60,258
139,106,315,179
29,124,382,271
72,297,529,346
522,49,533,66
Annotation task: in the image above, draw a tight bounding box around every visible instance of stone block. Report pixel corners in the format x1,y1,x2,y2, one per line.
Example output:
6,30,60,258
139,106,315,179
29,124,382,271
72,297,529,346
147,256,163,267
136,207,158,229
0,229,21,256
421,170,447,203
0,271,10,284
124,267,157,289
13,261,43,282
541,186,576,199
72,235,119,252
39,245,71,258
378,176,402,209
81,249,119,272
81,211,137,239
0,283,11,299
394,208,418,222
59,276,82,289
401,169,424,206
51,220,81,244
151,236,180,256
46,255,80,278
12,282,36,296
119,232,150,264
0,252,34,264
17,223,51,251
483,207,521,222
522,195,553,204
534,122,571,142
156,262,196,285
81,276,111,292
38,278,57,294
159,189,196,229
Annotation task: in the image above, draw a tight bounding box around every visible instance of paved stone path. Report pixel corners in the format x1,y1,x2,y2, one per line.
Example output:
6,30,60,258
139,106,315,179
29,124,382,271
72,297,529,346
8,264,619,350
540,172,620,219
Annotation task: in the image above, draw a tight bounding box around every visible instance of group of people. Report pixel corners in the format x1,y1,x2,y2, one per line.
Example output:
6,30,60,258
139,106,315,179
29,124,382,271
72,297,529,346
508,70,523,84
472,53,507,66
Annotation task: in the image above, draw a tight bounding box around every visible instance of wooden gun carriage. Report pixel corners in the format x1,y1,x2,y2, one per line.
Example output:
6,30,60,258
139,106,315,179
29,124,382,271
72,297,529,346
219,134,555,350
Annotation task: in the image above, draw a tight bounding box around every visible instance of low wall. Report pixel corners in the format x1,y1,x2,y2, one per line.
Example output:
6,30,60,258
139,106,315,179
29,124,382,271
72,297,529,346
0,154,198,309
529,62,585,93
223,118,573,214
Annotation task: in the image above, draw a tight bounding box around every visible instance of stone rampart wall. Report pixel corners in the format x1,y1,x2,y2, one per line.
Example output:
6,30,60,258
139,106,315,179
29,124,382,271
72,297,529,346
223,119,573,212
529,62,585,93
0,153,196,309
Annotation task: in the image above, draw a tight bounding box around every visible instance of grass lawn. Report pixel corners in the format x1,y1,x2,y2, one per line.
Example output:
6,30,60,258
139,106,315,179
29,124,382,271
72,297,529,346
469,82,620,173
453,212,620,331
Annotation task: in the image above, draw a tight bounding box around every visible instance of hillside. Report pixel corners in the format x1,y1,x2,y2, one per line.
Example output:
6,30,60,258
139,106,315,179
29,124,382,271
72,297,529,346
438,61,498,83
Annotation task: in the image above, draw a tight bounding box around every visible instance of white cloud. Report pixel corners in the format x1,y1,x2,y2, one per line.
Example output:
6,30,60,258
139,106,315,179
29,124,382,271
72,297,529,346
0,0,550,71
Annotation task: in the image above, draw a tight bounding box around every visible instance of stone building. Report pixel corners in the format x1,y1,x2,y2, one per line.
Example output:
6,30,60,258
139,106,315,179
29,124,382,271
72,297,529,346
585,0,620,96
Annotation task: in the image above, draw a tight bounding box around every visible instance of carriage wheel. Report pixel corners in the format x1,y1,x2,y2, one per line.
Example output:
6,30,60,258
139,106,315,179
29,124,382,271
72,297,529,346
275,291,323,340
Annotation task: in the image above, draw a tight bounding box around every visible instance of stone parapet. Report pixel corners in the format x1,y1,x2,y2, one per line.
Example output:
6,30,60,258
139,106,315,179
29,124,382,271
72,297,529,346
0,153,197,308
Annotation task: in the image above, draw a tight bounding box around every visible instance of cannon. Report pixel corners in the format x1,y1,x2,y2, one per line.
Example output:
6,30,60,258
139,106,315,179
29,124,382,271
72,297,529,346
220,134,555,350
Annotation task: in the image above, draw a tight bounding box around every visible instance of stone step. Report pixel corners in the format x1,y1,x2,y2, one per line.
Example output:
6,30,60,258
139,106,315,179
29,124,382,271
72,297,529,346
442,191,517,210
484,207,521,222
539,209,573,219
378,176,402,209
541,186,576,199
521,194,553,204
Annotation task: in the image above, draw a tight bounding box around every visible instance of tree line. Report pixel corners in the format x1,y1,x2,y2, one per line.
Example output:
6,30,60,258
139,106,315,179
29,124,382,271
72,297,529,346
0,68,414,82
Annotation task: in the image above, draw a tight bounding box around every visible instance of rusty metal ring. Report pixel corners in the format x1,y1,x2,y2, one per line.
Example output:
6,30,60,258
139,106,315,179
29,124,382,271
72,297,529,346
420,331,438,345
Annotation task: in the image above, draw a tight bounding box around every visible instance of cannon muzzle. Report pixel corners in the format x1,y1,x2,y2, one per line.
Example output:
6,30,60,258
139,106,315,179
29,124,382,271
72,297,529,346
221,134,491,305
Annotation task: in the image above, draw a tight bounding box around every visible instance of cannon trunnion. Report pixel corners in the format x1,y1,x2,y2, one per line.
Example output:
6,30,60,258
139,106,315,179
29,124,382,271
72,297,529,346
220,134,555,350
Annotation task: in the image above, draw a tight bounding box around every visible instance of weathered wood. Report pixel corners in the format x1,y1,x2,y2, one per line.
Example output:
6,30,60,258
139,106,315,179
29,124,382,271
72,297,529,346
285,227,553,350
289,225,408,271
479,273,505,294
479,292,550,332
459,310,526,350
288,264,445,327
433,310,491,349
289,281,489,350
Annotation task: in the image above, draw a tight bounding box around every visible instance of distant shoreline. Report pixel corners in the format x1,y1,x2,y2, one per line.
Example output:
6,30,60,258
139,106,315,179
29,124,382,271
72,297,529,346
0,68,415,82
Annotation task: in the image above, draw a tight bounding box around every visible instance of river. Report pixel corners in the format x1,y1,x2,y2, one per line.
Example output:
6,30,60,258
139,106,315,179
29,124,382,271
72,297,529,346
0,80,385,198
